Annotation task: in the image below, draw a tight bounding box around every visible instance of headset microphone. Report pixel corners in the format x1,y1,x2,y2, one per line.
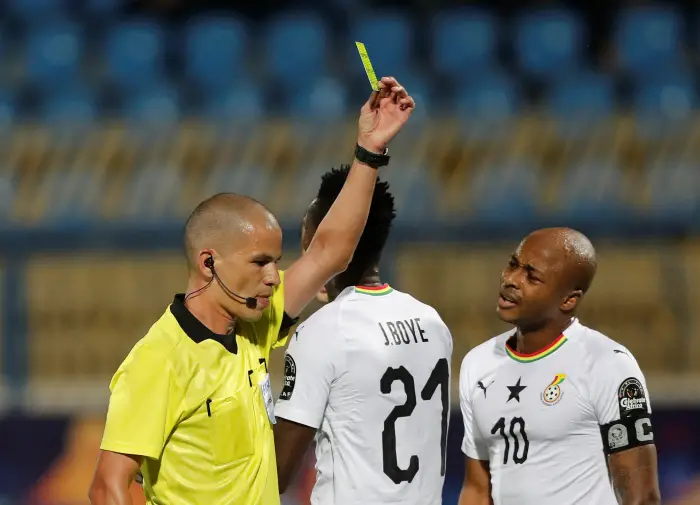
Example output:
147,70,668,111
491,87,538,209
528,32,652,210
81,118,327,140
205,256,258,309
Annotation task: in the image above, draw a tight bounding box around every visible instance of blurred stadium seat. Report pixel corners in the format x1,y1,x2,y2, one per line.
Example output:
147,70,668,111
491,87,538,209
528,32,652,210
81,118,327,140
123,85,180,125
556,162,626,220
265,12,328,93
105,20,166,92
8,0,68,25
288,77,348,121
633,72,696,137
456,72,519,133
25,22,83,91
84,0,120,20
646,161,700,222
469,162,538,222
514,7,585,79
184,16,248,96
548,71,614,119
615,5,683,78
350,11,413,78
41,86,96,125
202,82,264,123
0,90,16,130
432,8,499,80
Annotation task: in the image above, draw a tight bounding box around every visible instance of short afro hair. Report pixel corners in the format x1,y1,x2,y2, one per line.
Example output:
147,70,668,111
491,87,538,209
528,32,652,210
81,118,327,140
306,165,396,285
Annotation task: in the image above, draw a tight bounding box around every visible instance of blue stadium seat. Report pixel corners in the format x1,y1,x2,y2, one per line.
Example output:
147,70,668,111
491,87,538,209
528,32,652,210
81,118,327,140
8,0,67,25
350,12,413,77
646,162,699,222
548,71,614,121
386,167,438,223
557,163,625,219
184,16,248,95
0,174,15,222
0,91,16,130
41,87,96,125
470,163,538,221
202,82,264,123
85,0,120,19
266,12,327,92
124,86,180,125
615,5,682,78
26,23,82,90
432,8,498,79
515,8,584,79
288,78,348,121
106,21,165,91
633,73,696,123
456,73,519,128
204,166,271,203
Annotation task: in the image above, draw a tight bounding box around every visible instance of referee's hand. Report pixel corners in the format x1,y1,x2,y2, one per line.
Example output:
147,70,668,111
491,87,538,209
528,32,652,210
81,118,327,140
357,76,415,154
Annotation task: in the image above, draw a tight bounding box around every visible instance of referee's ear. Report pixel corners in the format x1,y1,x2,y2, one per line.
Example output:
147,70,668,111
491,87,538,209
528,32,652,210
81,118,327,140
560,290,582,313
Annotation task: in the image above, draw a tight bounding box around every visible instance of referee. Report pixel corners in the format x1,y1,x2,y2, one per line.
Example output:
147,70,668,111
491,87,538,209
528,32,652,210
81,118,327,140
89,76,415,505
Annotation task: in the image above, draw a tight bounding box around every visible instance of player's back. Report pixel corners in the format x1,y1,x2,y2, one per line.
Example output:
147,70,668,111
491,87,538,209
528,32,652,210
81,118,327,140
276,284,452,505
317,286,452,505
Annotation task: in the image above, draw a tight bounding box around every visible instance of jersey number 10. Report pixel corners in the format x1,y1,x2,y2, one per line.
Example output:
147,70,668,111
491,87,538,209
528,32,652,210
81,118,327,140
380,358,449,484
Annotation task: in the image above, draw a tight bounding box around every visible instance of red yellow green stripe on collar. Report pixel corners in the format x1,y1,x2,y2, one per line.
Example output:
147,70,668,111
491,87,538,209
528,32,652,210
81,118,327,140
355,284,393,296
506,334,568,363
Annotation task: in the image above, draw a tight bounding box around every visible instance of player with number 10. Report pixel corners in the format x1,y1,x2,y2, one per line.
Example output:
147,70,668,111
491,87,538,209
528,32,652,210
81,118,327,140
458,228,661,505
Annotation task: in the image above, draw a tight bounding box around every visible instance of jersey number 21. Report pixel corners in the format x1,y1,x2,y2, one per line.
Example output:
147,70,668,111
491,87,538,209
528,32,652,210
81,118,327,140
380,358,449,484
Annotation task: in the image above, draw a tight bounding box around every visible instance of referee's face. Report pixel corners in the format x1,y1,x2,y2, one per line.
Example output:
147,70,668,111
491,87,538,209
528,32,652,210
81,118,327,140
215,213,283,322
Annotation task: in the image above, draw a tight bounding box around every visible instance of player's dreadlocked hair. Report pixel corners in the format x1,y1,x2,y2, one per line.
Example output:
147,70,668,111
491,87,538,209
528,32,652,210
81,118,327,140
306,165,396,286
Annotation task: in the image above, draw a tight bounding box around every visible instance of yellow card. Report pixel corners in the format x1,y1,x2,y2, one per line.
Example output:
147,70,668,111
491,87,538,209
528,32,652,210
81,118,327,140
355,41,380,91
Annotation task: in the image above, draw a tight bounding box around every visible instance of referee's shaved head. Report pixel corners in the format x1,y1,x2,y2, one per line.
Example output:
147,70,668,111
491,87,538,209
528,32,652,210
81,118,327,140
184,193,279,270
523,227,597,293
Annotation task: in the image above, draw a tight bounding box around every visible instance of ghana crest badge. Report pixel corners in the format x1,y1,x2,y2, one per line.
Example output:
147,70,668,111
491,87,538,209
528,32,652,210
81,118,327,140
541,374,566,406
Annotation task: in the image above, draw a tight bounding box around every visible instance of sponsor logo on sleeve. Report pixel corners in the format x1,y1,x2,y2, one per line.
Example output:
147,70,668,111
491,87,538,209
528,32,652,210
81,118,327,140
278,354,297,401
608,423,629,450
617,377,648,418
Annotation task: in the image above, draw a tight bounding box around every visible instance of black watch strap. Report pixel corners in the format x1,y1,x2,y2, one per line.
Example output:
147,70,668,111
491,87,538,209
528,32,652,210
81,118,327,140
354,143,390,168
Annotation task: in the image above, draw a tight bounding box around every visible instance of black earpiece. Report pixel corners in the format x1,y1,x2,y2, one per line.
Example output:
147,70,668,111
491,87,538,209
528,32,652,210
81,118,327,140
204,256,214,270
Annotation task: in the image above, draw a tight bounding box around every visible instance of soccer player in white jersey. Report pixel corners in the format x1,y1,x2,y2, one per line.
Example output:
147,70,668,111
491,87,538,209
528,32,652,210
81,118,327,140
274,167,453,505
457,228,661,505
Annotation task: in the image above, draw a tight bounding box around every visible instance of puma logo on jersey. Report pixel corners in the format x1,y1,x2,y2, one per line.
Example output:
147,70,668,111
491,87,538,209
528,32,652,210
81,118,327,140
477,380,494,397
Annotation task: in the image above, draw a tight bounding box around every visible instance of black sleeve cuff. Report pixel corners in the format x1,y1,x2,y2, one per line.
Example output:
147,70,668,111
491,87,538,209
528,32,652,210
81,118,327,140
280,312,299,336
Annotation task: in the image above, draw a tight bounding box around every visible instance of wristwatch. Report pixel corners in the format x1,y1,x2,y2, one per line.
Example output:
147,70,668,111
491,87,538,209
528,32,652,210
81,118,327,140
354,143,390,168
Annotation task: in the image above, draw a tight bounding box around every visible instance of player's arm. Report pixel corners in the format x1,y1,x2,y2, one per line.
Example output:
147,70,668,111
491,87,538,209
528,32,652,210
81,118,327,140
89,452,141,505
458,457,493,505
283,76,415,318
592,350,661,505
274,418,317,494
90,344,181,503
274,312,339,492
608,445,660,505
458,356,492,505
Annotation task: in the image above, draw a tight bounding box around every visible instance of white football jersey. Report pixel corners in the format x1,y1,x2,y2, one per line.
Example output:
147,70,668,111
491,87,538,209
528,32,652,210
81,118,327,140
275,284,453,505
459,318,654,505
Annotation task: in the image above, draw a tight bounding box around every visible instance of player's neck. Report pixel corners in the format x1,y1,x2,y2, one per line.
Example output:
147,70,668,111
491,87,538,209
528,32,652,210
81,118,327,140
184,285,236,335
356,265,382,287
515,318,573,355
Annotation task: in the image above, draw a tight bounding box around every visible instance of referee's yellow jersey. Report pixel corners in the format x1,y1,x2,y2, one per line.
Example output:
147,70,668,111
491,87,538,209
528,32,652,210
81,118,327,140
100,271,291,505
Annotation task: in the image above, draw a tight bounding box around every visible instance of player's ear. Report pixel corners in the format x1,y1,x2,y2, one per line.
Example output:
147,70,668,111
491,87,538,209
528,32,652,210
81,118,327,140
560,290,582,312
198,250,216,277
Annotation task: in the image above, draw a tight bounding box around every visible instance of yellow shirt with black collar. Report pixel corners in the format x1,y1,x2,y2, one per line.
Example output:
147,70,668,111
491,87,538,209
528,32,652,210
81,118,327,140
100,271,294,505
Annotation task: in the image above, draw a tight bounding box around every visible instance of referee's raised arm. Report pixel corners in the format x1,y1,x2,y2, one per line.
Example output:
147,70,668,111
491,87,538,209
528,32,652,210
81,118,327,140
282,76,415,318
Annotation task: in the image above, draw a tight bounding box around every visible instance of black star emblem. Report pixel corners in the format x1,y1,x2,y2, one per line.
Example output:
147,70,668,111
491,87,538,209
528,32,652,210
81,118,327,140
506,377,527,403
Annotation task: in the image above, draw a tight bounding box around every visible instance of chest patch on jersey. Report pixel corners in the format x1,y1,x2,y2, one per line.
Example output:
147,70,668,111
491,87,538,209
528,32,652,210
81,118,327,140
617,377,647,418
540,374,566,406
279,354,297,401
